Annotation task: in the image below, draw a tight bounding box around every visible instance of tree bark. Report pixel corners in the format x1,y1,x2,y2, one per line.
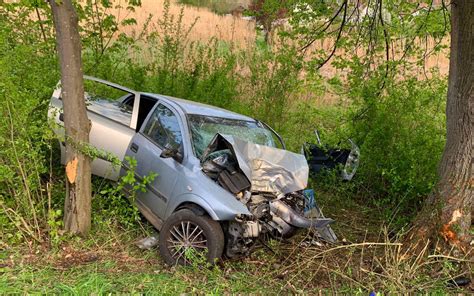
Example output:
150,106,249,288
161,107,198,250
409,0,473,251
49,0,92,235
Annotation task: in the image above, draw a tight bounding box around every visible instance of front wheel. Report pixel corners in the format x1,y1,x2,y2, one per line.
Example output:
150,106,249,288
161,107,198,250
159,209,224,266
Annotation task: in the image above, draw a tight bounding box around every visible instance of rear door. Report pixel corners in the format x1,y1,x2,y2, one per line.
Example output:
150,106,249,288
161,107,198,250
124,102,185,219
49,76,141,180
84,77,142,180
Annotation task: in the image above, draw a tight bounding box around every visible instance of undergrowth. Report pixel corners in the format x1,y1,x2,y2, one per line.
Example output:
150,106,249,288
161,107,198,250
1,194,470,294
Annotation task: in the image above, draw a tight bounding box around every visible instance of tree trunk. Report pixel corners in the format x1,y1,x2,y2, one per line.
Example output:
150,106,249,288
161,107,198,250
409,0,473,251
49,0,92,235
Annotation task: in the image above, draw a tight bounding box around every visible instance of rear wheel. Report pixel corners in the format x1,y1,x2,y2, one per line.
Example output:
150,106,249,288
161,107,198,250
159,209,224,266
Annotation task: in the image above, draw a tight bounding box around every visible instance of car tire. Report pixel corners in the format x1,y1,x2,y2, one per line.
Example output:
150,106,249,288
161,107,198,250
159,209,224,266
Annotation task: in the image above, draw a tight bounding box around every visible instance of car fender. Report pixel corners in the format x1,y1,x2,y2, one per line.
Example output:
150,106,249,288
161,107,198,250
165,193,251,221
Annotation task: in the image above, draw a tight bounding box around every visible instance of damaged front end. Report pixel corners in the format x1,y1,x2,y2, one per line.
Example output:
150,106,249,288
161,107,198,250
201,134,337,258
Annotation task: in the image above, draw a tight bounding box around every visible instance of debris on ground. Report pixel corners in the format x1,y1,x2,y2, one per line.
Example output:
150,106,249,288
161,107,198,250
136,235,159,250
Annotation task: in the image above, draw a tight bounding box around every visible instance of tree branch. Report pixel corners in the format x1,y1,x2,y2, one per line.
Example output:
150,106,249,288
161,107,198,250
300,0,347,52
378,0,390,91
315,0,348,70
34,7,48,43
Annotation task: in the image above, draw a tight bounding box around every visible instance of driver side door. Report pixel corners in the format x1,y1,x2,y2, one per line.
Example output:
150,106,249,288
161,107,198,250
124,102,185,219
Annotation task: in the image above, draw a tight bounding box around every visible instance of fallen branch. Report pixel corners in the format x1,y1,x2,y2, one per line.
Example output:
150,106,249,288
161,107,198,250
427,254,474,263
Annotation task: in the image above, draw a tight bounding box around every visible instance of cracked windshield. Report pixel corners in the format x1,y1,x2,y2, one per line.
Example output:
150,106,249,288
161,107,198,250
188,114,275,157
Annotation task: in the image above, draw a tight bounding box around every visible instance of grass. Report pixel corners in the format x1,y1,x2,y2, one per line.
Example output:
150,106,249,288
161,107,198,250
1,189,471,294
177,0,250,15
0,238,277,294
2,264,190,294
114,0,256,47
1,261,289,294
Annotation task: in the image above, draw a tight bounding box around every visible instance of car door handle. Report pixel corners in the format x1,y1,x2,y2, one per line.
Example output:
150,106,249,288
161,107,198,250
130,142,139,153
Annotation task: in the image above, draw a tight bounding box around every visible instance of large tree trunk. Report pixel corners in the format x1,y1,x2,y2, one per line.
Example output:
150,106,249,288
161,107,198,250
49,0,92,235
409,0,473,251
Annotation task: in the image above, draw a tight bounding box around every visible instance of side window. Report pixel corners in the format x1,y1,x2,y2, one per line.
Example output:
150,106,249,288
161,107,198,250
82,80,134,126
143,104,183,149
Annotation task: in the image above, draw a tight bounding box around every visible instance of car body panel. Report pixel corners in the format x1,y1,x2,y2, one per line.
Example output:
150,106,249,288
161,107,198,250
165,167,253,220
49,92,136,181
142,93,255,122
125,132,175,219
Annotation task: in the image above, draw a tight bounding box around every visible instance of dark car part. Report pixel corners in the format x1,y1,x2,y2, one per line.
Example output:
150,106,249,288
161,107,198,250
303,130,360,181
218,169,251,194
447,276,471,288
225,220,260,257
202,149,251,194
158,209,224,265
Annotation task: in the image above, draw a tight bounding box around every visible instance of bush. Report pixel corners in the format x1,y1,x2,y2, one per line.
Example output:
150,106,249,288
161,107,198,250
348,70,446,224
0,9,60,243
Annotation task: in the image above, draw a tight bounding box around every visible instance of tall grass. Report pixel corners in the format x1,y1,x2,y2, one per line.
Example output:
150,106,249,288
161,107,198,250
113,0,256,47
177,0,249,15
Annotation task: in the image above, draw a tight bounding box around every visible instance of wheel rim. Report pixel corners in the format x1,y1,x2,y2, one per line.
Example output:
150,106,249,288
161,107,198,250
167,221,208,264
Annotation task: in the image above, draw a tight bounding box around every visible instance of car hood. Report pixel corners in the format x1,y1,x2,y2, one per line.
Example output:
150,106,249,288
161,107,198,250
201,134,309,195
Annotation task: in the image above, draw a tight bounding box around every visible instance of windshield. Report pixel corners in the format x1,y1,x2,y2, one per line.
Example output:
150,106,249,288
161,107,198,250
188,114,275,158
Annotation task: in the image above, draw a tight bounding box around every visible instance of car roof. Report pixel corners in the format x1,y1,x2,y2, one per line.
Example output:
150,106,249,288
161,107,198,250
143,93,256,122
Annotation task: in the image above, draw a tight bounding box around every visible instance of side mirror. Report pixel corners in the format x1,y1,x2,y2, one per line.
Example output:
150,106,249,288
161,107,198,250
160,143,183,163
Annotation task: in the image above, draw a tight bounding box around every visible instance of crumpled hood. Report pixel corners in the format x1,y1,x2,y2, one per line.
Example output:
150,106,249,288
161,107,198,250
201,134,309,195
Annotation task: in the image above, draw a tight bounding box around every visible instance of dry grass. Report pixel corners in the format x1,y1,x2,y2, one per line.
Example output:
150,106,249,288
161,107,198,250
25,0,450,79
111,0,256,47
262,229,473,293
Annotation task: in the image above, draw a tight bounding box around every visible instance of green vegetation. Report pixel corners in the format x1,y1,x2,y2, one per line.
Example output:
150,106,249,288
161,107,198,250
1,191,467,294
177,0,245,15
1,0,471,294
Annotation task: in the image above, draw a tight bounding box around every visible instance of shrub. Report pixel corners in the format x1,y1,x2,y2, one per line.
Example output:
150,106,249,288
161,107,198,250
0,10,59,243
348,70,446,224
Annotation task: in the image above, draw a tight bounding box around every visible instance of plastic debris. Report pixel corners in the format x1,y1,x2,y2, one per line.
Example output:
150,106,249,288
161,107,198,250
136,235,159,250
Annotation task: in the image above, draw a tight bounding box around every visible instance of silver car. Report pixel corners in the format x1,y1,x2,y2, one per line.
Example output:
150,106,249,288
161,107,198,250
49,76,336,265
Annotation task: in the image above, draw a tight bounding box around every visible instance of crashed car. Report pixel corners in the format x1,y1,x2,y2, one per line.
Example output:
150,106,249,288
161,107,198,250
49,76,336,265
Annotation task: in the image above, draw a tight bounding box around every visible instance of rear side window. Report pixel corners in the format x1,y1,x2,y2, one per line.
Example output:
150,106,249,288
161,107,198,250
82,79,134,126
143,104,182,149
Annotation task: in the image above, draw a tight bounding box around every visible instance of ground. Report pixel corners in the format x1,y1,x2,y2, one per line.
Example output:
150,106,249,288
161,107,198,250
1,190,471,294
